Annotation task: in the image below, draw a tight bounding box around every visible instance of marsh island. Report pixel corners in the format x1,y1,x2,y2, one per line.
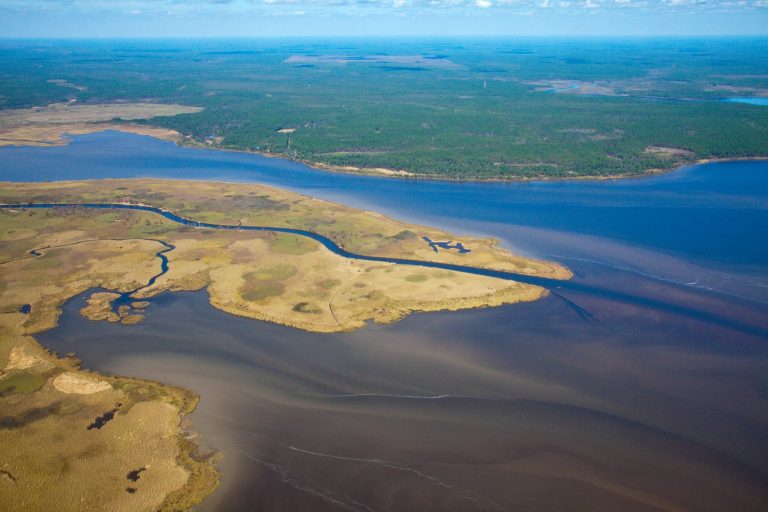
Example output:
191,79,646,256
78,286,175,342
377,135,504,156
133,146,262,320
0,178,568,510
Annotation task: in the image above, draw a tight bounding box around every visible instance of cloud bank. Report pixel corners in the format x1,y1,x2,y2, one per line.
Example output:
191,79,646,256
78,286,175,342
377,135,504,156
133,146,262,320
0,0,765,36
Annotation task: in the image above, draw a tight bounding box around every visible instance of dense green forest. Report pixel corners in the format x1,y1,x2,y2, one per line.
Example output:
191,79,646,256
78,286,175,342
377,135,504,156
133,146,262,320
2,38,767,179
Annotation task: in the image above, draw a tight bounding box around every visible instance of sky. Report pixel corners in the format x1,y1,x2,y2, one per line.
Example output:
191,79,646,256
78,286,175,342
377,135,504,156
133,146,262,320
1,0,767,38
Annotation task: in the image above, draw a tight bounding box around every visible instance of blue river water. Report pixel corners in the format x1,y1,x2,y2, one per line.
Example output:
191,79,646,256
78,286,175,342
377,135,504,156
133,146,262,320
6,131,768,511
3,201,765,338
1,131,766,271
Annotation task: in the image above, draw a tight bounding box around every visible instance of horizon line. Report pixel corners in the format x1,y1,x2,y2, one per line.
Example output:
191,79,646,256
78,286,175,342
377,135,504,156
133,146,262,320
2,34,768,40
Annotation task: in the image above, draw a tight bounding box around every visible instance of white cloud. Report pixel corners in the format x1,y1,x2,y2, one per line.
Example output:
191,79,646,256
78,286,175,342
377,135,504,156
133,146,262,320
2,0,766,17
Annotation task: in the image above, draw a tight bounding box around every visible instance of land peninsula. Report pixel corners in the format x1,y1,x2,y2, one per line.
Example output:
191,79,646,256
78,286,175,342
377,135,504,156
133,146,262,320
0,102,199,148
0,178,569,511
3,39,768,181
3,99,768,182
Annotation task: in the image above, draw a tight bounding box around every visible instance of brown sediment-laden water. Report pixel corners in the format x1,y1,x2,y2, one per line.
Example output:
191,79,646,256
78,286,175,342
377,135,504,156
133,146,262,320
41,276,768,511
10,132,768,511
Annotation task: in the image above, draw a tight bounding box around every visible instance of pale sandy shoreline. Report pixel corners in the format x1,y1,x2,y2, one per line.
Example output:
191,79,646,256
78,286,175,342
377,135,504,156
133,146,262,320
3,121,767,184
108,127,768,184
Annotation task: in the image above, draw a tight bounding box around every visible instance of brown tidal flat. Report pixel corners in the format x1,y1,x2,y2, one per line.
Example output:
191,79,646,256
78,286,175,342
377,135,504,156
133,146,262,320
40,282,768,512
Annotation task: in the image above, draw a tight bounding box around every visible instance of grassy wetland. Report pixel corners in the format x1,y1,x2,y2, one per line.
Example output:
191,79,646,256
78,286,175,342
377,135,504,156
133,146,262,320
0,247,219,511
0,179,567,331
0,102,199,148
0,178,568,509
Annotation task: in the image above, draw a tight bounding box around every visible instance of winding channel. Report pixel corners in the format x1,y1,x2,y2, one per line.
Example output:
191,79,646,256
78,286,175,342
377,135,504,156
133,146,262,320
0,234,175,314
1,202,563,286
3,202,767,337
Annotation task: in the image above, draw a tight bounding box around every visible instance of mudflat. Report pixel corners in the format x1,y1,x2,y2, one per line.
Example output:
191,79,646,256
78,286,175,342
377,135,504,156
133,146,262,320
0,177,567,510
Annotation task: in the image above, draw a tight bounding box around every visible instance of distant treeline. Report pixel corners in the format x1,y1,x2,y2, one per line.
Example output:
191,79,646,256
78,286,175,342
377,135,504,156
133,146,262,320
2,38,767,179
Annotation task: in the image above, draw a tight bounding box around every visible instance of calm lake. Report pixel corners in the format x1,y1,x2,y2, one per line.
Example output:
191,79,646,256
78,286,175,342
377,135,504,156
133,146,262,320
3,132,767,511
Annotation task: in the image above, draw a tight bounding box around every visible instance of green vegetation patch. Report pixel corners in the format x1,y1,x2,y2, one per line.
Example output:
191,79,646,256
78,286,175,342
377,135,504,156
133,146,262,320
128,221,176,237
158,435,221,512
365,290,385,300
392,230,417,241
240,271,286,302
222,194,290,211
0,372,45,396
269,235,318,255
48,400,86,416
242,282,284,302
112,377,193,412
25,254,59,270
405,273,429,283
251,263,297,281
94,213,118,224
0,227,36,240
